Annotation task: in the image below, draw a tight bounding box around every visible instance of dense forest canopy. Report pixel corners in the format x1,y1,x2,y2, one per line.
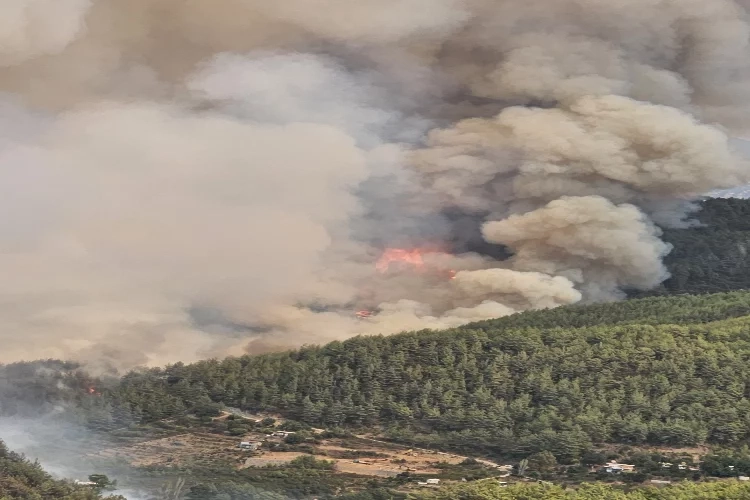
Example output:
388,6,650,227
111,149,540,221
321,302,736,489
640,197,750,296
22,288,746,465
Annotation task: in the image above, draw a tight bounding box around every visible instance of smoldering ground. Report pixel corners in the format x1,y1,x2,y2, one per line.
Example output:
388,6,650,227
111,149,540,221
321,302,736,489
0,0,750,370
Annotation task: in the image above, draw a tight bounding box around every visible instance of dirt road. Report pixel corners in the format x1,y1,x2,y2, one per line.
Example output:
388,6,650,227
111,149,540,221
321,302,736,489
353,435,507,470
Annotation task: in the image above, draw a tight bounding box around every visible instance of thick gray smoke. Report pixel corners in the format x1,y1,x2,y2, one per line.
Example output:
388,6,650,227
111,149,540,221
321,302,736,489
1,0,749,369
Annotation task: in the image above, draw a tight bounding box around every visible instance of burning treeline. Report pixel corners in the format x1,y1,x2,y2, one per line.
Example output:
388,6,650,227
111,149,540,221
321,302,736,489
0,0,749,369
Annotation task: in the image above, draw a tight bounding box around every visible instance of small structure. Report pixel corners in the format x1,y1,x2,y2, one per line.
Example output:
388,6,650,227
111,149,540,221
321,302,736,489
239,441,260,451
498,481,508,488
602,460,635,473
651,479,672,485
74,480,97,486
417,479,440,488
739,476,750,481
271,431,296,438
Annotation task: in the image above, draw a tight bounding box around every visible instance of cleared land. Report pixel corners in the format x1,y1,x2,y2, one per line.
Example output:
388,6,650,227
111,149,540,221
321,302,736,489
87,425,496,479
89,432,248,467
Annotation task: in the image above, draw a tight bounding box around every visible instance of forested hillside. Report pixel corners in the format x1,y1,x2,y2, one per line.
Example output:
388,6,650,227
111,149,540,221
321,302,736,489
5,199,750,434
0,439,124,500
48,290,747,464
2,198,750,500
0,360,99,417
645,197,750,295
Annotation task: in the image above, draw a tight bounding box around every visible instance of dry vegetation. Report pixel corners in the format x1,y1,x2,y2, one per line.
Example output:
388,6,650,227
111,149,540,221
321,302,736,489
87,424,490,480
89,432,250,468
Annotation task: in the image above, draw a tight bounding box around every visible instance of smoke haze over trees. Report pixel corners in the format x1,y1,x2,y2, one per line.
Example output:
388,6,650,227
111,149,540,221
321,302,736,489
1,1,750,370
0,438,125,499
638,198,750,295
2,196,750,496
6,289,750,461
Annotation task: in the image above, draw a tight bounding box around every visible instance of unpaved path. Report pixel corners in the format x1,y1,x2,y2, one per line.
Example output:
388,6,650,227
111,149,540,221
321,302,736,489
353,435,507,470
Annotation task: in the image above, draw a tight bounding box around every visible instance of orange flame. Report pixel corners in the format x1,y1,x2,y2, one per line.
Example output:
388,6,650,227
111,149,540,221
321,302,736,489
358,248,456,319
376,248,426,273
375,248,457,280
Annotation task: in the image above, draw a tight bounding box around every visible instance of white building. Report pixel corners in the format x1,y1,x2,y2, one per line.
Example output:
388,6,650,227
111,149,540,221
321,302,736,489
603,460,635,473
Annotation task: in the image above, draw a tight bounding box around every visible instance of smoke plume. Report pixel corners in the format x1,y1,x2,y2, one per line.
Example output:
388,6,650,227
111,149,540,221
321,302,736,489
1,0,749,369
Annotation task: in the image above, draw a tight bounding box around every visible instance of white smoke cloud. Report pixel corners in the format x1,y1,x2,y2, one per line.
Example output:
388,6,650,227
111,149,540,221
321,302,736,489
257,0,468,44
452,268,582,309
0,91,373,367
483,196,671,297
0,0,92,66
0,0,749,368
187,52,404,145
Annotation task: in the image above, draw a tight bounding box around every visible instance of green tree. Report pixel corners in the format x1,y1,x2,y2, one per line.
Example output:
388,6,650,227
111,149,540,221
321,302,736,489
527,451,558,473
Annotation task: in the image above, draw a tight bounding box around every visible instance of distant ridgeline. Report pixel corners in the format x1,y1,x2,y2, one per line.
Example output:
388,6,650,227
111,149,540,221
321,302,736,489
10,289,745,464
642,197,750,296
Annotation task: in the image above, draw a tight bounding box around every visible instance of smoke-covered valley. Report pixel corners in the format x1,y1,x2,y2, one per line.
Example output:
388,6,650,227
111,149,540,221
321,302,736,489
1,0,750,371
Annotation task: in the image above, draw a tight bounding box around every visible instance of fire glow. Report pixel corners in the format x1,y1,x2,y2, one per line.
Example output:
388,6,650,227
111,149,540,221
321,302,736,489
375,248,426,273
375,248,456,279
355,248,458,319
